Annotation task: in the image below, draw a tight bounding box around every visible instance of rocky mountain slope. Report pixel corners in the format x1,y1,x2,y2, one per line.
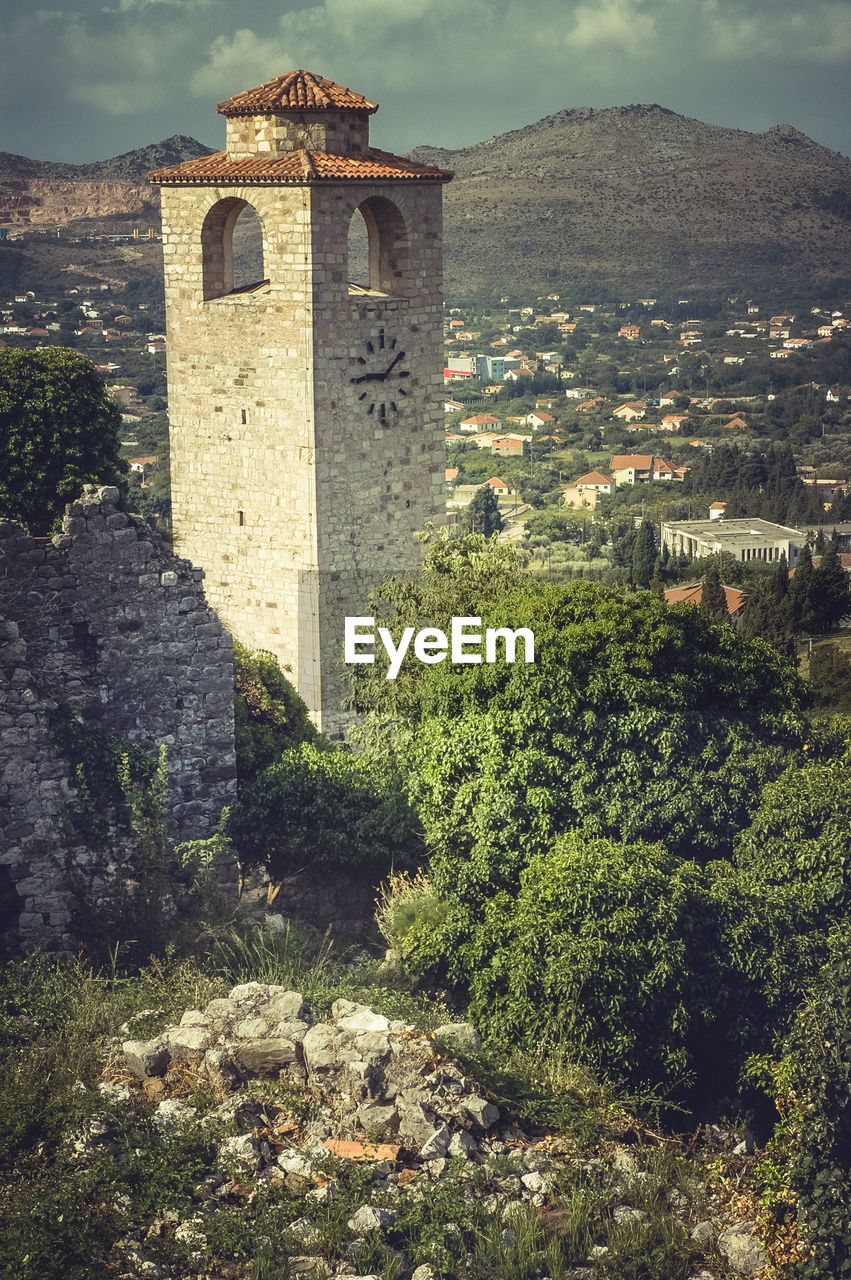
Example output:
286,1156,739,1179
411,105,851,300
0,136,213,233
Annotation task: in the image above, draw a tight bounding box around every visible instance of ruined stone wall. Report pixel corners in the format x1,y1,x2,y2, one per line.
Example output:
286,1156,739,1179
0,485,236,955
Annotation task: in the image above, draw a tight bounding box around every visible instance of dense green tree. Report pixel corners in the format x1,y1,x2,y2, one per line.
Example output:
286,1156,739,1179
811,539,851,632
462,484,503,536
631,519,657,587
0,348,127,533
810,644,851,714
734,731,851,917
741,558,794,656
790,544,817,633
775,931,851,1280
524,508,580,544
407,583,802,893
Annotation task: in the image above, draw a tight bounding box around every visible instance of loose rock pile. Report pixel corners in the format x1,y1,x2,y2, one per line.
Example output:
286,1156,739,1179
110,982,766,1279
123,982,503,1165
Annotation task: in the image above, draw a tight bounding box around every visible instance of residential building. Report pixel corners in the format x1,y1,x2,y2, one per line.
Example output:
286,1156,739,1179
492,436,530,457
612,401,647,422
128,455,159,474
459,413,502,433
574,470,615,495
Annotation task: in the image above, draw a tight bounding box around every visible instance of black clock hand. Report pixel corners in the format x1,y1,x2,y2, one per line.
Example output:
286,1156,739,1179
350,370,384,384
381,350,406,380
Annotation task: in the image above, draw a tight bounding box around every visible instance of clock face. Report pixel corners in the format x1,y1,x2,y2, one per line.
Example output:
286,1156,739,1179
349,328,410,424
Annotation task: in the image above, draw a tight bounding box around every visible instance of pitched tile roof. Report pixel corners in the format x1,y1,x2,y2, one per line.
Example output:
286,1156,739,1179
664,583,747,615
217,70,378,117
610,454,653,469
150,148,453,185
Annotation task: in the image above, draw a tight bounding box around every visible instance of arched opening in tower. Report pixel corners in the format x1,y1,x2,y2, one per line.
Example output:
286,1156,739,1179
347,207,371,291
231,205,265,292
201,197,268,300
347,198,409,296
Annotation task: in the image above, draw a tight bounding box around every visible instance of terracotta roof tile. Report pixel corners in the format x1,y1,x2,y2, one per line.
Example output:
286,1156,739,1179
217,70,378,117
665,583,747,615
150,147,452,185
610,454,653,469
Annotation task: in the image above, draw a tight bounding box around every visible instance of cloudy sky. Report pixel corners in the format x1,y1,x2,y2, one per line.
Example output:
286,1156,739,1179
3,0,850,164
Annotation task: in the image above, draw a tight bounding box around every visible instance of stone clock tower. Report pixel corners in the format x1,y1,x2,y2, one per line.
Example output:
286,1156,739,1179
150,71,452,733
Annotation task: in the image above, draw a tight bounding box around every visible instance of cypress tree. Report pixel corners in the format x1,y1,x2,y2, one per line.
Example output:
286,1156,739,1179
811,539,850,633
790,544,816,634
463,484,504,537
700,560,728,621
631,519,657,588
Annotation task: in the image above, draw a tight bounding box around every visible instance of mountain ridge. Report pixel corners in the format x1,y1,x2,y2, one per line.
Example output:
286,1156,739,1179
2,106,850,300
0,136,215,184
409,104,851,300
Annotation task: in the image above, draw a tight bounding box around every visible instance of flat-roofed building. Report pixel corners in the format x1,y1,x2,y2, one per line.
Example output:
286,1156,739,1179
662,517,804,565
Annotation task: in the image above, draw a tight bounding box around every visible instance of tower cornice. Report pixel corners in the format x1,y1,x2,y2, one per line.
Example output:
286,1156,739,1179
150,147,453,186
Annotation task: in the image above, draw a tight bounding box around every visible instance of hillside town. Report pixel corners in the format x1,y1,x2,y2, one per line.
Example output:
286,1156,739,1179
3,283,850,595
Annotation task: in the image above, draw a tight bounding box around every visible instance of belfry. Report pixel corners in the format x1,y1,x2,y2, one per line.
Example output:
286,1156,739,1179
150,71,452,733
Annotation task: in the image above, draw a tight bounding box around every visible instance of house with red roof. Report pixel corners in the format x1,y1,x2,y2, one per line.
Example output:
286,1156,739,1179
612,401,647,422
460,413,501,433
491,436,530,457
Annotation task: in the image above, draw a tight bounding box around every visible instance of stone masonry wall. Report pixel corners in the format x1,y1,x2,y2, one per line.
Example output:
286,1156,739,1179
160,177,446,736
0,485,236,955
225,111,370,158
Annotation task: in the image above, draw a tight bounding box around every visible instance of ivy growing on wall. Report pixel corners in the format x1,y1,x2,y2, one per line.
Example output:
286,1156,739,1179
48,704,155,844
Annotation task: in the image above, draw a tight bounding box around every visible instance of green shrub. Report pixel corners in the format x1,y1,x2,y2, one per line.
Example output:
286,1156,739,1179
374,869,450,966
723,728,851,1038
754,933,851,1279
401,581,804,896
405,833,726,1085
399,824,844,1090
225,742,423,882
233,641,318,781
734,732,851,915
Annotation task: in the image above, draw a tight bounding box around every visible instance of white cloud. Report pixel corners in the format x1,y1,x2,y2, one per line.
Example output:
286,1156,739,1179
567,0,657,52
701,0,851,63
